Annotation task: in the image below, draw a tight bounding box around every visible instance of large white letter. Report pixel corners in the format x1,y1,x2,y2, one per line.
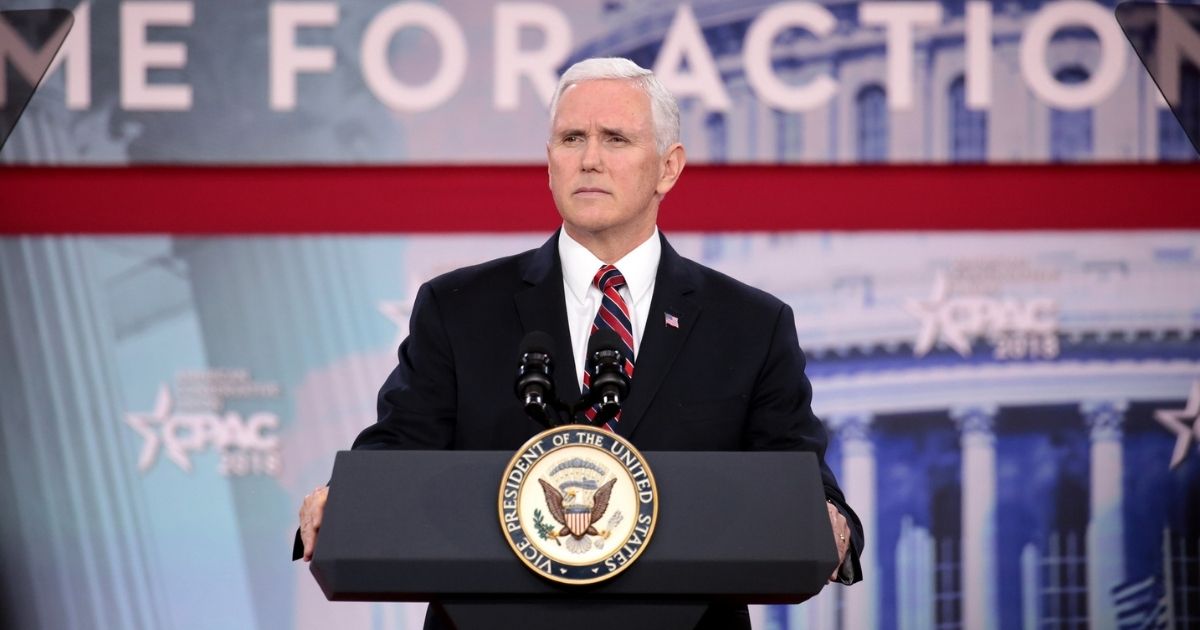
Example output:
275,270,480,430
744,2,837,112
1019,0,1127,110
860,1,942,111
1158,3,1200,104
0,2,91,109
965,1,991,108
269,2,338,111
653,4,730,111
361,3,467,112
120,1,193,111
494,3,571,110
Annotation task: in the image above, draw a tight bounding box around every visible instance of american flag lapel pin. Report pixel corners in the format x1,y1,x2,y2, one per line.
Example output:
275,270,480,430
664,312,680,329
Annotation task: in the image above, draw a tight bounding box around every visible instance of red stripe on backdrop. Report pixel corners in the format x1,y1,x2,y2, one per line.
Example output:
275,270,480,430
0,164,1197,234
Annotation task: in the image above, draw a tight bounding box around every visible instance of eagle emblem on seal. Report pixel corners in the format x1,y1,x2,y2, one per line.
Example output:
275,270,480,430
535,457,621,553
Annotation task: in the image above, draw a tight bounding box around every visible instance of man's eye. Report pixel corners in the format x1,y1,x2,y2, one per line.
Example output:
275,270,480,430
563,135,582,144
607,136,628,144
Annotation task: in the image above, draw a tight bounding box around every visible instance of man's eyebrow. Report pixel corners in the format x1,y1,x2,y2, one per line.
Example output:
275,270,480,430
551,126,636,139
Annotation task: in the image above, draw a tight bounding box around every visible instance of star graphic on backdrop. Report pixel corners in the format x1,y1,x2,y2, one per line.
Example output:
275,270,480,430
904,272,972,357
125,384,177,472
1154,379,1200,470
379,300,411,348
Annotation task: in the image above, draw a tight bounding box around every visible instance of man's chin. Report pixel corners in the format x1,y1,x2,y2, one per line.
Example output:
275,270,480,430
560,207,618,231
562,221,612,240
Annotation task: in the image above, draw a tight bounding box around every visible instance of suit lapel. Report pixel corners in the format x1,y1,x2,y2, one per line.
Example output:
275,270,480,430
618,235,701,438
514,233,582,405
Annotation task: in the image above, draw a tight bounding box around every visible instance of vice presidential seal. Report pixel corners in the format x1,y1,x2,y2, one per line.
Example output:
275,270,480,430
498,425,658,585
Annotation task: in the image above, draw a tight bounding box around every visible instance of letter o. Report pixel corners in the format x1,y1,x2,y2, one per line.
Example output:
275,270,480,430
361,3,467,111
1019,0,1126,110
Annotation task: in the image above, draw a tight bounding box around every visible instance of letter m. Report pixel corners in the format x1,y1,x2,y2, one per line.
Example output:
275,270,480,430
0,3,91,109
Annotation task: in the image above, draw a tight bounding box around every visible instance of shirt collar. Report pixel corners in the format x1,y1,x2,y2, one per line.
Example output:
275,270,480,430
558,227,661,305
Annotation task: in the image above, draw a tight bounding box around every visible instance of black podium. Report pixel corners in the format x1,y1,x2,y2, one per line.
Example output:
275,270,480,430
310,450,838,629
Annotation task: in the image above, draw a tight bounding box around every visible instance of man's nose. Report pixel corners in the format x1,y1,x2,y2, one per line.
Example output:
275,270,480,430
580,137,602,171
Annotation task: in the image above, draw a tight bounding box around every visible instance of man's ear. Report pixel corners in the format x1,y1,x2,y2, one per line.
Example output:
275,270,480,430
655,143,686,196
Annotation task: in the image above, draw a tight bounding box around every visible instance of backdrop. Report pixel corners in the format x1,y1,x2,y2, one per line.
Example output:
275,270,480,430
1,1,1198,629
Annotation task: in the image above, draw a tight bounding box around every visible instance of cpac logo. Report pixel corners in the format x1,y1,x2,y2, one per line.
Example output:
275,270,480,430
905,273,1059,360
125,385,281,477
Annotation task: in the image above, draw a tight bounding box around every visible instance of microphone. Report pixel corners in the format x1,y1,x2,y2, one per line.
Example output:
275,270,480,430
584,329,630,425
516,331,557,428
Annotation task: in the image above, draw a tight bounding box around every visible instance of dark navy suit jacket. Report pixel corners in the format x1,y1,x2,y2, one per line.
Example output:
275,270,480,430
308,232,863,628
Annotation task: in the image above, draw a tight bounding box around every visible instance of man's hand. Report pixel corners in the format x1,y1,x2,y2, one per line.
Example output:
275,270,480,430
827,500,851,582
299,485,329,562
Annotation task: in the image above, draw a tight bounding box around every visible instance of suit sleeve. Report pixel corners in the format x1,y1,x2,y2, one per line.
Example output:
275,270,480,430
354,281,459,450
292,282,458,561
743,302,864,584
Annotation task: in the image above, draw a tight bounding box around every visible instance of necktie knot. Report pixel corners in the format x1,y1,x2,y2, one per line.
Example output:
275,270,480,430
593,265,627,292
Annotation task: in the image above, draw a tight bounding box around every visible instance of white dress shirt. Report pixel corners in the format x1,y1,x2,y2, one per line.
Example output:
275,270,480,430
558,227,661,390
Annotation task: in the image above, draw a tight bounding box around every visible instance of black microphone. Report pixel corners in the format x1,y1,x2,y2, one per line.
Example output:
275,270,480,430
585,329,630,425
516,331,557,428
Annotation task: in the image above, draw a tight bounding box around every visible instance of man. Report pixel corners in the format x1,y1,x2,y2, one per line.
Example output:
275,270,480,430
297,57,862,628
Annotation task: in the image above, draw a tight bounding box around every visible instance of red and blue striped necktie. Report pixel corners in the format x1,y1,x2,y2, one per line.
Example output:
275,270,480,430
582,265,635,431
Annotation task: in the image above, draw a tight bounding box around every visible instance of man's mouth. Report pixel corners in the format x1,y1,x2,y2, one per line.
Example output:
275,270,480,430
574,187,610,196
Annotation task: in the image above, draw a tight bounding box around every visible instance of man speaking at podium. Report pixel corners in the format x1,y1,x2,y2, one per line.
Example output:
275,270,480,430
296,57,863,628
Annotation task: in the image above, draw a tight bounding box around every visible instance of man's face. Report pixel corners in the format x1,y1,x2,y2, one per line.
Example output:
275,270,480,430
548,79,677,247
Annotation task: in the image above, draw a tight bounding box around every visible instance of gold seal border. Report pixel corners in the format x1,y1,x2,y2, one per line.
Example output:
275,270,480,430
496,424,659,585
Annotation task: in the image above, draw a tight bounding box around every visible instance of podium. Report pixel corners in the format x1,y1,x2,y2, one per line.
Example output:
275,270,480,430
310,449,838,629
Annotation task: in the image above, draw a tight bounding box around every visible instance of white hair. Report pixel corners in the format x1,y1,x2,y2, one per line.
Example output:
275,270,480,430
548,57,681,155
